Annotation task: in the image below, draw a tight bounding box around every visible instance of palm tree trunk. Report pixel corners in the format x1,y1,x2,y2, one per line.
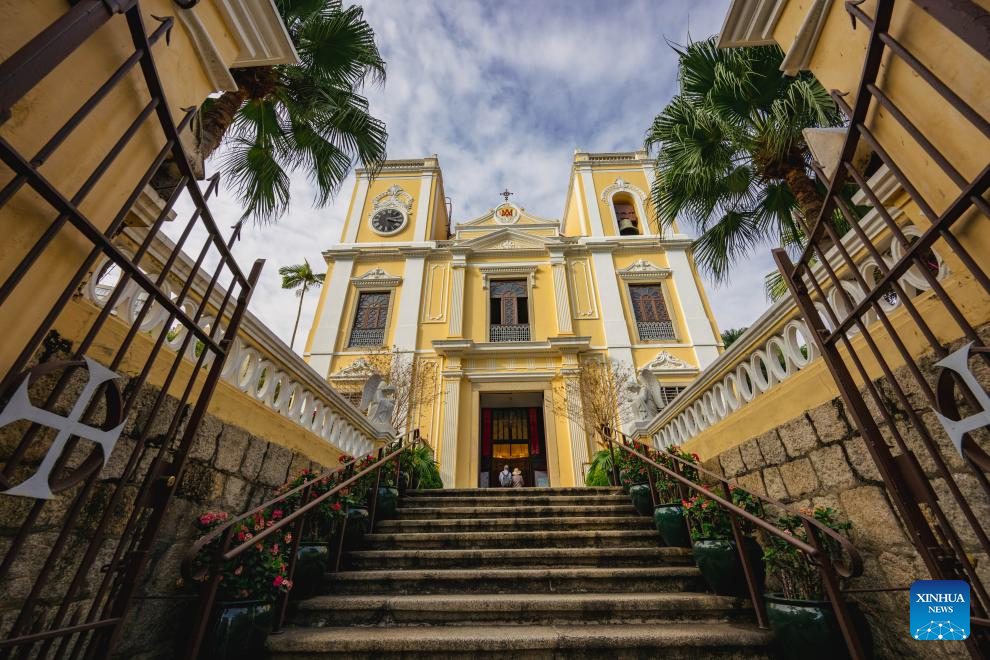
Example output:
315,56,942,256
198,88,248,163
290,284,306,350
781,161,824,236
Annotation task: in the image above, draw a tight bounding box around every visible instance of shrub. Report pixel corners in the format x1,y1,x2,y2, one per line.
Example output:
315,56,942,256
762,506,852,600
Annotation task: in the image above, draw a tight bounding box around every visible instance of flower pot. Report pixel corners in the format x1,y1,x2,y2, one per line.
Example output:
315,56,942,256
628,483,653,517
204,599,273,660
290,542,329,601
692,537,765,597
764,593,873,660
397,471,411,496
618,468,632,493
375,485,399,520
343,506,369,549
653,503,691,548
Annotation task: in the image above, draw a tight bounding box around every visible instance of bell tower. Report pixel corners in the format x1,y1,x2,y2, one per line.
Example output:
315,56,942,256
339,155,448,245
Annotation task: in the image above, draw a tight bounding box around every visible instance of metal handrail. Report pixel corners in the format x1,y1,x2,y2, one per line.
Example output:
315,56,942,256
601,427,867,659
181,429,421,658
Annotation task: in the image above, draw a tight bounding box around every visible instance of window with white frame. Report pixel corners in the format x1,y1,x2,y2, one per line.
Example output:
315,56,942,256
629,284,675,341
348,291,390,346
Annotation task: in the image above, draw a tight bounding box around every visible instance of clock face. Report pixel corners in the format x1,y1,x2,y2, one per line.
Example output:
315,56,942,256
372,208,404,234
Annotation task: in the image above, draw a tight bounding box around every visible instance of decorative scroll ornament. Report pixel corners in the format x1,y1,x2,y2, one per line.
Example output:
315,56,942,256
931,342,990,471
0,358,125,499
351,268,402,289
643,350,692,371
330,358,377,380
371,185,414,212
497,240,517,249
600,177,647,202
617,259,672,281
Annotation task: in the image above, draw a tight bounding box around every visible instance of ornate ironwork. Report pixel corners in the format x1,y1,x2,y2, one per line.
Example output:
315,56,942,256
0,1,260,656
489,324,531,342
636,320,675,341
774,0,990,655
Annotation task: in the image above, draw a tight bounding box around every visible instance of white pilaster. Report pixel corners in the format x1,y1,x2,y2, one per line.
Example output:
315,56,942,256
439,376,461,488
447,255,467,337
580,169,605,237
393,249,427,352
307,255,355,376
550,250,573,335
666,248,720,369
588,243,633,367
413,171,435,242
344,176,370,244
563,373,589,485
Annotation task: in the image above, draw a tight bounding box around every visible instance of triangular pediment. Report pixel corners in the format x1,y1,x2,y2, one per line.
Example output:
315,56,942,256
457,227,555,252
458,202,559,229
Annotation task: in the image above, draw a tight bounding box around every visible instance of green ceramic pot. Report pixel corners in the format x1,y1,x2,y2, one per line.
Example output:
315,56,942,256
653,503,691,548
375,485,399,520
343,506,369,549
204,599,273,660
290,542,330,601
765,593,873,660
691,537,765,597
628,483,653,517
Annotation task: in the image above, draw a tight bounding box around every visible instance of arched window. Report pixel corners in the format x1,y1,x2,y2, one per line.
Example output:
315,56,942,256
612,192,641,235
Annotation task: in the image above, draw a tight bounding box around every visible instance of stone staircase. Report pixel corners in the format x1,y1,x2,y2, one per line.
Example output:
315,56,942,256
268,487,773,659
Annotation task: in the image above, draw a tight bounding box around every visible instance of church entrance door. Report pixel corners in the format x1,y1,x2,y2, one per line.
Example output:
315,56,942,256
479,398,548,488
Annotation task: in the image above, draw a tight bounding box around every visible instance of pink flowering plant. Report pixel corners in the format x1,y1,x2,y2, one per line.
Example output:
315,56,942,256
615,438,654,486
277,469,348,541
191,508,293,602
762,506,852,600
654,445,700,503
682,485,763,541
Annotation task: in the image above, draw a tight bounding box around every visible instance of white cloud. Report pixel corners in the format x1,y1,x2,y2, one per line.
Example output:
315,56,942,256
168,0,776,351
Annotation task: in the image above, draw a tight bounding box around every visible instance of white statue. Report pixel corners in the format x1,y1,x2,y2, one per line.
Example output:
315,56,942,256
627,380,658,422
367,382,396,428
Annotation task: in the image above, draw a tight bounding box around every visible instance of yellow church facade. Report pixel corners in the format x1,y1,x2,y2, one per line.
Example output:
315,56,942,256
304,151,723,488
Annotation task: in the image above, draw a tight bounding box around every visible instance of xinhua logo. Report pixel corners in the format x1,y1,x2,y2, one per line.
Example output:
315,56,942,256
910,580,970,641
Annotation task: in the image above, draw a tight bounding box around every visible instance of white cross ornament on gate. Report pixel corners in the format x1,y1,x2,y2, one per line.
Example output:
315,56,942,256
0,357,126,499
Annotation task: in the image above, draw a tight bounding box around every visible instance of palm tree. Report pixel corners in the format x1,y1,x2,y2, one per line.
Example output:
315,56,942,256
645,38,842,284
720,327,748,349
154,0,387,223
280,260,325,349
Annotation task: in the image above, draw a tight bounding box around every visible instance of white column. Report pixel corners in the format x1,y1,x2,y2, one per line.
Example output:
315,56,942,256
438,376,461,488
307,255,354,376
550,251,573,335
447,257,466,337
580,169,605,237
588,244,633,367
563,372,589,485
393,250,427,352
343,176,370,244
666,248,720,368
414,171,435,242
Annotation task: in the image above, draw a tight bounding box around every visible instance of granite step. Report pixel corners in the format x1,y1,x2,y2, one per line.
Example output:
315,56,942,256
374,515,655,534
292,592,751,627
396,503,639,519
400,494,630,508
364,528,660,550
323,566,705,595
405,487,623,497
268,622,774,659
344,546,692,570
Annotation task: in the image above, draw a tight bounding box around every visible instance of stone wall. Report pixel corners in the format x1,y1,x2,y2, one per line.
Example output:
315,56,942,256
0,354,327,659
114,392,326,660
703,350,988,659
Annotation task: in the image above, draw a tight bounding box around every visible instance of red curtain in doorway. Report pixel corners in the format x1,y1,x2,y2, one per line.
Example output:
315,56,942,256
528,408,540,455
482,408,492,456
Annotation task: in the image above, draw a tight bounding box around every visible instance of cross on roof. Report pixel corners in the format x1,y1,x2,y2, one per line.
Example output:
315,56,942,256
500,188,514,203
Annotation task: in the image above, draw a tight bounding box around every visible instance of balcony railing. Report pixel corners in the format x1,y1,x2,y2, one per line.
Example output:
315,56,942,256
489,323,530,342
637,320,675,341
349,327,385,347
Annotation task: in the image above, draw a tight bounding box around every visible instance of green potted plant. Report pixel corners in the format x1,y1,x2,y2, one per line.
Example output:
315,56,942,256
584,449,614,487
651,445,699,548
616,439,653,515
763,507,872,659
278,469,346,600
683,486,764,597
401,442,443,490
190,509,293,660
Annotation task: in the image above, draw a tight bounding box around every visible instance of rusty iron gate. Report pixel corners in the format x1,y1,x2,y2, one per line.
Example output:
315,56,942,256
0,1,261,657
774,0,990,655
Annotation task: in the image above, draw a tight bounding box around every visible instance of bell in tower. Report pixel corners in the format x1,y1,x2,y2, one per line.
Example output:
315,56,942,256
615,202,640,235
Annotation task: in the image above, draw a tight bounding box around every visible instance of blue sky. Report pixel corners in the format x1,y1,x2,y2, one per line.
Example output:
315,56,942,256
170,0,777,349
